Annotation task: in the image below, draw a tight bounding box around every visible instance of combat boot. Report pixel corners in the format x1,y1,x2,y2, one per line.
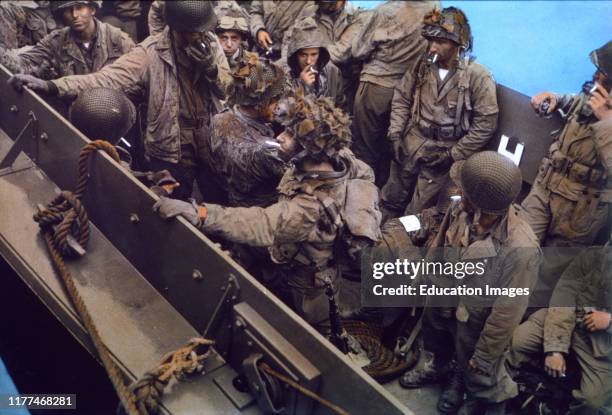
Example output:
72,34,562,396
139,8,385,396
399,350,449,388
437,368,465,413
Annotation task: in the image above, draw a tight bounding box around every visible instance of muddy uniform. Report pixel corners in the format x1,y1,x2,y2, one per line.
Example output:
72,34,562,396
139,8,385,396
199,149,380,324
49,27,232,202
350,1,438,185
98,1,141,41
0,18,134,79
510,247,612,414
382,59,498,217
285,20,345,110
249,0,313,60
0,1,58,49
205,107,286,207
421,201,541,403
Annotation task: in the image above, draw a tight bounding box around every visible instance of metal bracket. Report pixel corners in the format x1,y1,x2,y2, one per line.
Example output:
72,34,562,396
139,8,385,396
0,111,39,170
202,273,240,338
242,353,285,414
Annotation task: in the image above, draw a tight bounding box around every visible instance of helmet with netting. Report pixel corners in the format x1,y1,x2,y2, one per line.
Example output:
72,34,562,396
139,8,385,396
590,40,612,78
275,88,351,163
233,52,285,107
215,2,249,37
69,88,136,144
165,0,217,33
51,0,101,13
422,7,472,52
452,151,522,215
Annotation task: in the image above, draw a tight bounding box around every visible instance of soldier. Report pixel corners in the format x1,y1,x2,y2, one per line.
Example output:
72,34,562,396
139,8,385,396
203,55,287,207
0,1,59,50
68,87,178,197
214,1,250,71
350,0,438,186
249,0,313,60
521,41,612,303
285,18,345,110
400,152,541,414
97,1,141,42
381,7,498,219
8,1,233,203
509,247,612,414
154,92,381,325
1,1,134,80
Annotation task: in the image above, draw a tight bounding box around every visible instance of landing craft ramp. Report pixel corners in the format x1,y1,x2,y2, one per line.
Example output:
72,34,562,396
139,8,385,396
0,64,407,414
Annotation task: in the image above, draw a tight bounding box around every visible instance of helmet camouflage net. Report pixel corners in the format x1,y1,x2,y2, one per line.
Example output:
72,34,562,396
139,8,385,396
233,52,285,107
275,88,351,162
422,7,472,52
590,40,612,78
69,88,136,144
165,0,217,33
51,0,101,13
453,151,522,215
215,2,249,36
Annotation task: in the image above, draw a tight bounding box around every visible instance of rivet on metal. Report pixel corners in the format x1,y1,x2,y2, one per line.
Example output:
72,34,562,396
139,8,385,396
9,105,18,113
39,132,48,142
129,213,140,224
192,269,203,280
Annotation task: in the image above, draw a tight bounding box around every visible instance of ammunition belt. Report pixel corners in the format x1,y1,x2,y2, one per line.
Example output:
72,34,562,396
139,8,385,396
418,119,463,142
547,154,607,187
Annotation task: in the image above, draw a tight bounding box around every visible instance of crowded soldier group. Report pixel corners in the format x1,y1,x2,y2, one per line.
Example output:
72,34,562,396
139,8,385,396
1,1,611,414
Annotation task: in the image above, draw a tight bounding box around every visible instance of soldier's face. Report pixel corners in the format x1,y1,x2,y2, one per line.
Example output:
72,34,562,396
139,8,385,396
429,39,459,69
62,4,96,32
277,129,299,160
218,31,243,57
258,99,279,122
317,0,345,14
174,31,205,47
297,48,320,71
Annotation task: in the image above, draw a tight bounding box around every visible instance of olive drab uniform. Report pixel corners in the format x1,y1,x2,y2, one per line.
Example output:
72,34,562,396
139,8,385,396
285,19,346,111
0,1,58,50
521,99,612,305
382,57,498,218
49,26,233,202
509,247,612,413
98,0,141,42
198,149,381,324
0,18,134,79
350,1,438,186
421,201,541,403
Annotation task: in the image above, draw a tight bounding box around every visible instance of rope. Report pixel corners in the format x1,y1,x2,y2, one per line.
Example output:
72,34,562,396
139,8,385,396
34,141,140,414
258,362,349,415
131,337,214,414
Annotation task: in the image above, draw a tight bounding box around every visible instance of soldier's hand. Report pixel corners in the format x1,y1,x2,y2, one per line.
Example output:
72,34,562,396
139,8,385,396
544,352,566,378
300,65,317,87
390,137,404,164
185,41,215,70
584,310,612,332
531,91,557,114
588,84,612,121
152,197,201,226
8,74,53,94
257,30,273,50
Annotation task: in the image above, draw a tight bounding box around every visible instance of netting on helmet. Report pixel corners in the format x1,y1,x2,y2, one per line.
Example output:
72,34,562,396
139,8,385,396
165,0,216,32
233,52,285,106
275,88,351,162
69,88,136,144
422,7,472,52
458,151,522,215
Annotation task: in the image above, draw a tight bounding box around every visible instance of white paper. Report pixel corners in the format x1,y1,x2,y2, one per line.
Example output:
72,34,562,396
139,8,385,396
399,215,421,232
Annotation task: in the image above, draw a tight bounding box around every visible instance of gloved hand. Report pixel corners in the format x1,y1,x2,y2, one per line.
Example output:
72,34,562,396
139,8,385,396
147,169,180,197
184,40,215,72
153,197,200,226
419,142,453,170
389,137,405,165
8,74,55,94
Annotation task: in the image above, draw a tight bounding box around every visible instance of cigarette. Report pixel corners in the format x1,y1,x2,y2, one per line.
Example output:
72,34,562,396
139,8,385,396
119,137,132,148
309,66,318,74
431,54,438,64
265,140,281,148
199,42,207,50
589,83,598,94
